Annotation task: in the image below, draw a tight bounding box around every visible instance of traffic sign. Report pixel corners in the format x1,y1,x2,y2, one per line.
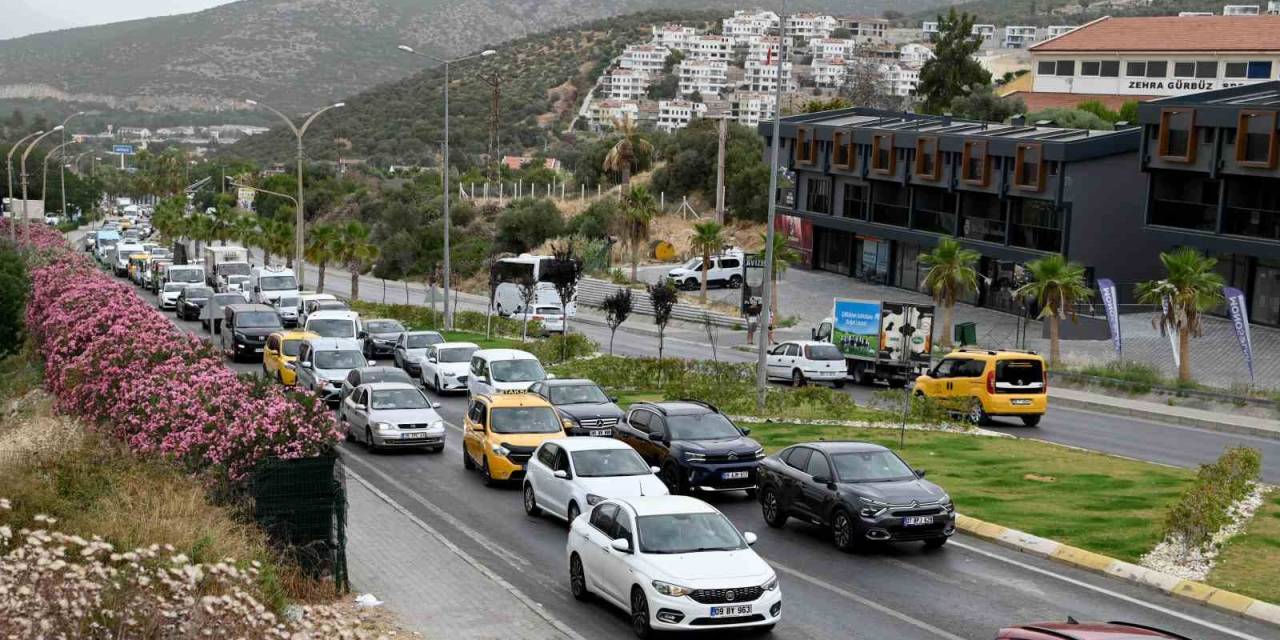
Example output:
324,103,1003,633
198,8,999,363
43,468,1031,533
112,144,135,155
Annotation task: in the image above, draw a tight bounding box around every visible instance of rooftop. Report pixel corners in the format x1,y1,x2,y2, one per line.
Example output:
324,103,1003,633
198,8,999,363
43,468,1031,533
1031,15,1280,52
771,107,1136,145
1145,80,1280,107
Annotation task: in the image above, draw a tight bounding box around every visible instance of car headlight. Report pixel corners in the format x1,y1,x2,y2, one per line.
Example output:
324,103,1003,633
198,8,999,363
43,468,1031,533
940,496,954,512
753,448,766,460
492,444,510,457
562,417,578,430
684,451,706,462
586,493,605,506
761,574,779,591
429,420,445,432
859,497,889,518
375,422,396,432
651,580,692,598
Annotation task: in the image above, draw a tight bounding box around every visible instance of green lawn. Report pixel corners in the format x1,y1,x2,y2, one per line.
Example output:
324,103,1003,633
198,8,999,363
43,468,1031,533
1207,488,1280,604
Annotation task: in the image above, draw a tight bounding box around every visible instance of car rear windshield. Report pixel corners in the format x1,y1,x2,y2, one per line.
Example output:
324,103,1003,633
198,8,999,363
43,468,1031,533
362,369,413,385
637,512,745,554
490,407,561,434
366,320,405,334
437,346,474,362
491,359,546,383
535,306,562,316
995,359,1045,394
665,413,741,441
314,350,364,370
259,275,296,291
309,319,356,338
805,344,844,361
184,287,213,298
163,283,188,292
236,312,281,328
571,449,650,477
220,263,251,276
407,333,444,348
549,384,609,405
370,388,430,410
831,450,915,483
169,269,202,283
282,339,304,357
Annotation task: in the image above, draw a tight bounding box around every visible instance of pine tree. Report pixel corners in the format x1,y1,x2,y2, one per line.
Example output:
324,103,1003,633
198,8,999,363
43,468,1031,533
917,9,991,114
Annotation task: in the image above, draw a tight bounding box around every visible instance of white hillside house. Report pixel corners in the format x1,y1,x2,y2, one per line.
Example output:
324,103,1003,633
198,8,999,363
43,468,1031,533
681,34,733,61
620,44,669,73
657,100,708,132
745,58,797,93
899,43,935,66
812,58,848,87
652,23,698,49
723,10,779,38
678,60,730,97
811,38,855,61
602,68,651,100
732,93,776,127
784,13,837,39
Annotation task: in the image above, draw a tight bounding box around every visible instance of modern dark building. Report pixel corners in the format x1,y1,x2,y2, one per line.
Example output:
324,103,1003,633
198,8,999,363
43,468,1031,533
759,108,1160,313
1138,82,1280,325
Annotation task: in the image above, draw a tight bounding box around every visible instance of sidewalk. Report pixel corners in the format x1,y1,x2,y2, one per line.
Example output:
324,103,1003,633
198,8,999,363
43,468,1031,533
345,472,570,639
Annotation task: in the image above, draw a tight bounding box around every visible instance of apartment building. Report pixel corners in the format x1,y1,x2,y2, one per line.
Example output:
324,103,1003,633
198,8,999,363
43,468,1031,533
1223,4,1261,14
677,60,730,97
589,99,640,129
745,58,798,93
837,16,889,42
811,38,855,61
812,58,848,87
723,10,779,38
602,68,651,100
880,63,922,97
732,93,777,127
681,34,733,61
973,24,998,43
619,44,669,74
899,43,935,66
1004,25,1040,48
1044,25,1077,39
747,35,792,63
921,21,939,40
784,13,837,40
652,23,698,49
657,100,708,132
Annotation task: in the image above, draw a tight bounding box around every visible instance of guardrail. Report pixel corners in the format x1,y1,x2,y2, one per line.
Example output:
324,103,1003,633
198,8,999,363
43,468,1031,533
577,278,741,328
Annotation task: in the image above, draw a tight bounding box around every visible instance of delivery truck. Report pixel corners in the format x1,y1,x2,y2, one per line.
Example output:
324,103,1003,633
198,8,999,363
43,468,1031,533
812,298,935,387
204,245,251,287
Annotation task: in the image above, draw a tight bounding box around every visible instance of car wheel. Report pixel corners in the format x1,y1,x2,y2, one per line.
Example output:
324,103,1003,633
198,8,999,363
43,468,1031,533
684,278,698,290
365,428,379,453
924,536,948,549
968,399,990,426
832,508,858,553
661,463,684,495
1021,415,1042,427
567,502,581,525
833,379,845,389
630,586,652,639
569,553,591,601
791,369,806,388
888,379,907,389
434,376,442,393
761,487,787,528
481,456,496,487
523,483,542,517
729,274,743,288
463,446,475,470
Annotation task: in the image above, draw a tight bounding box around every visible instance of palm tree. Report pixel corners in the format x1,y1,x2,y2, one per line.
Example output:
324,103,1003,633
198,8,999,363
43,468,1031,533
602,115,653,190
262,218,295,268
305,223,339,294
333,221,380,302
1014,254,1093,367
762,232,800,321
620,185,657,282
920,238,980,350
1136,248,1224,384
232,214,262,258
188,215,214,257
690,220,725,304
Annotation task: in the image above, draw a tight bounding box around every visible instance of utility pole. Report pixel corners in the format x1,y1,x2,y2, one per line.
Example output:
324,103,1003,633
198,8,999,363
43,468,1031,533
6,130,44,241
479,69,504,181
756,2,787,411
715,116,727,224
20,127,63,242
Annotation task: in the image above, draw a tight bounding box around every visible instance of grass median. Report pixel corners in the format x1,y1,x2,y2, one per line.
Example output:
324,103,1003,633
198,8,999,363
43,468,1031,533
1207,488,1280,604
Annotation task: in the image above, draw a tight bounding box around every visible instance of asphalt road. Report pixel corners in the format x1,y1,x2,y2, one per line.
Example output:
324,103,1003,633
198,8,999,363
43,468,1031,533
108,256,1277,640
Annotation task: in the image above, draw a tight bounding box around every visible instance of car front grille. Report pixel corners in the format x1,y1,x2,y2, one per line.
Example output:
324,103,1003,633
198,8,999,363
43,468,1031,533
689,614,767,626
501,443,536,466
891,507,945,518
399,423,430,430
576,417,619,429
702,452,756,464
689,586,764,604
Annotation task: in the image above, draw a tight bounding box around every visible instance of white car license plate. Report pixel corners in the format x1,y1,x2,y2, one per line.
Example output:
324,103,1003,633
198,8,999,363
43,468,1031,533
903,516,934,526
254,348,263,353
404,433,427,440
589,429,611,437
710,604,753,617
722,471,749,480
1011,399,1032,406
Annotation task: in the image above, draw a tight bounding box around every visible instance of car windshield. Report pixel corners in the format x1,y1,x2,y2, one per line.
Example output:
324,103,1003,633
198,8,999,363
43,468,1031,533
548,384,610,405
313,350,364,370
184,287,213,299
309,319,355,337
220,263,251,276
282,339,304,357
680,258,701,270
490,406,562,434
259,275,296,291
163,283,187,292
366,320,405,334
571,448,650,478
805,344,844,360
407,334,444,348
490,359,546,383
665,413,742,440
437,347,473,362
370,388,431,410
637,512,745,554
831,451,916,483
169,269,202,283
236,311,282,328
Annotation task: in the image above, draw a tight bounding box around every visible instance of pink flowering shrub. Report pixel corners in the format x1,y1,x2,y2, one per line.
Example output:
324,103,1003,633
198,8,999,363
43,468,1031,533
11,222,340,482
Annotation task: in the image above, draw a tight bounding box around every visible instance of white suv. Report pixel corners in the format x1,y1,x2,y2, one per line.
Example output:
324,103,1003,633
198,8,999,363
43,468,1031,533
667,252,743,291
566,495,780,637
467,349,548,396
524,438,667,525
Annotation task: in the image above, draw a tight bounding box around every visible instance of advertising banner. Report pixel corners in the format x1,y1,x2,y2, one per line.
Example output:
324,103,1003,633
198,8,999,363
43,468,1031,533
831,299,881,359
881,302,934,366
1097,278,1122,357
1224,287,1255,382
1161,295,1181,370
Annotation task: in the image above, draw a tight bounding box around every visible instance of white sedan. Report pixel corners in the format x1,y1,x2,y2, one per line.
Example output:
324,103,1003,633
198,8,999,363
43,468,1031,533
566,496,780,637
524,438,668,525
765,340,848,388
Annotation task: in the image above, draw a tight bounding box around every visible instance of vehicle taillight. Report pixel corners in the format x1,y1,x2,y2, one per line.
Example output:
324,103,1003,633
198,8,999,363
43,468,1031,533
1042,369,1048,392
986,370,995,395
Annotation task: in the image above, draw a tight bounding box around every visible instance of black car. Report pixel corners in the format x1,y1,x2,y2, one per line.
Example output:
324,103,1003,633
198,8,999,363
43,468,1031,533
175,286,214,321
219,304,283,362
360,319,408,359
757,442,955,551
339,366,415,404
528,378,624,437
615,400,763,496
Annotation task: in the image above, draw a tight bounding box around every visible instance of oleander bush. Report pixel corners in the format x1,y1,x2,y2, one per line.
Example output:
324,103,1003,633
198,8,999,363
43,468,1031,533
1163,447,1263,547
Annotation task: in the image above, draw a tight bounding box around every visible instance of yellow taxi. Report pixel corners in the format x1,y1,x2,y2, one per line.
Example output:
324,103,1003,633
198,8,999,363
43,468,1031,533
262,330,319,385
463,393,566,486
914,348,1047,426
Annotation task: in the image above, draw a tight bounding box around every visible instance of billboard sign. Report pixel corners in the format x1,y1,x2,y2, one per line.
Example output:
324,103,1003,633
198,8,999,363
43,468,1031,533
112,144,135,155
831,299,882,359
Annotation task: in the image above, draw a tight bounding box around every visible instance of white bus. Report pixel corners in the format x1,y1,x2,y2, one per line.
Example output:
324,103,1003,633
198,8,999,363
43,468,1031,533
490,254,576,317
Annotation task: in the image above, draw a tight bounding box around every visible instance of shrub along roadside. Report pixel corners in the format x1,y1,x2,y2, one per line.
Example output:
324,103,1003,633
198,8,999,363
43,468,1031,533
1163,446,1263,548
0,241,26,356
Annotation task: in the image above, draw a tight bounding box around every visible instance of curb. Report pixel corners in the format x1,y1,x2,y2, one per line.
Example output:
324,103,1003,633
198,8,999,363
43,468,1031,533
1049,393,1280,442
954,514,1280,627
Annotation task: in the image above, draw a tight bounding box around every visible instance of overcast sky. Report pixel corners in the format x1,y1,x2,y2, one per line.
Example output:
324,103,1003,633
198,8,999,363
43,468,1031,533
5,0,236,40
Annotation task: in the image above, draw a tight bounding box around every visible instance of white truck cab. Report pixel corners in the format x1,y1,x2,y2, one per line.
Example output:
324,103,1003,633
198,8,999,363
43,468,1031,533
250,266,298,305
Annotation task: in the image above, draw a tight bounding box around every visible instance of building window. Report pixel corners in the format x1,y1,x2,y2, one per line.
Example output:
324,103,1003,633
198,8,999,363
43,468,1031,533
1149,170,1218,231
1248,61,1273,79
832,131,853,169
1037,60,1055,75
1008,199,1063,252
961,192,1006,243
1146,61,1168,77
871,134,896,175
1100,60,1120,77
1157,109,1196,163
1055,60,1075,76
1224,176,1280,241
961,140,990,186
806,177,833,214
912,187,956,235
1014,143,1045,192
795,126,817,165
1225,62,1249,78
1126,61,1145,76
1174,61,1217,79
1079,61,1118,77
1236,110,1279,168
1081,61,1100,76
914,137,941,181
842,183,868,220
870,182,909,227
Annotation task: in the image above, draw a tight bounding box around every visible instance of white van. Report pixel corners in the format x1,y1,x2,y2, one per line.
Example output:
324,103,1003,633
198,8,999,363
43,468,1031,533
249,265,298,305
467,349,549,397
304,309,362,341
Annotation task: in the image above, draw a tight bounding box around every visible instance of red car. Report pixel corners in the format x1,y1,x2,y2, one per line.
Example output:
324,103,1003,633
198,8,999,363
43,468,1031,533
997,619,1193,640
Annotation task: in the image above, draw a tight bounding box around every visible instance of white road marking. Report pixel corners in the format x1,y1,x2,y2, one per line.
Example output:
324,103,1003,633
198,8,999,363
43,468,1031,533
950,540,1271,640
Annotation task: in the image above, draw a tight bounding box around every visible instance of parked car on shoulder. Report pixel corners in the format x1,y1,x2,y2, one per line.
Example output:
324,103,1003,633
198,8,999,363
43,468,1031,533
175,286,215,321
292,338,369,407
219,304,283,362
996,619,1192,640
616,401,763,496
392,331,447,377
666,251,744,290
528,379,624,437
524,437,666,525
339,366,415,404
360,318,408,359
757,442,954,552
765,340,848,388
913,348,1047,427
467,349,548,397
342,382,445,453
462,392,565,485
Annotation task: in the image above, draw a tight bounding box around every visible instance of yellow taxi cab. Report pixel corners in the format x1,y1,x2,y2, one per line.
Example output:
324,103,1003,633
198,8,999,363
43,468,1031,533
262,330,319,385
463,393,566,486
914,348,1047,426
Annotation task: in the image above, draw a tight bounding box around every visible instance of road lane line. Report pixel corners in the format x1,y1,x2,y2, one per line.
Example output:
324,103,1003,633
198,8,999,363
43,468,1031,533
766,562,967,640
346,468,587,640
949,540,1270,640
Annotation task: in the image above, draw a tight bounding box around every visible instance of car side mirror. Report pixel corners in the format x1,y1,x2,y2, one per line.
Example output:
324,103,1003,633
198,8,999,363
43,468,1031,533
609,396,619,403
648,432,664,442
553,469,569,479
743,532,758,546
739,427,752,436
367,360,376,367
359,331,368,339
470,422,485,432
812,475,832,486
298,361,311,369
284,362,296,370
915,469,927,478
353,403,367,411
431,402,441,409
429,356,437,363
610,538,632,553
810,327,817,340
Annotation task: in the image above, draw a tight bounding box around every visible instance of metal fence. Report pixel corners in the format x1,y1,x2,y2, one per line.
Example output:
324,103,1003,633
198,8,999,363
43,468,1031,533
249,453,348,594
577,277,740,327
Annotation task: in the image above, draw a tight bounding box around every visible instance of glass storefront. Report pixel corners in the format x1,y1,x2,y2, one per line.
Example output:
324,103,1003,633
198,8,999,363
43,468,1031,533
960,192,1006,244
815,227,852,275
856,236,891,283
1149,170,1219,231
870,183,910,227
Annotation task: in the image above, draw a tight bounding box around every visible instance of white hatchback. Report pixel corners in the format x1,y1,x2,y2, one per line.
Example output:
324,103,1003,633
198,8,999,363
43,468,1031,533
524,438,667,525
566,495,780,637
765,340,848,388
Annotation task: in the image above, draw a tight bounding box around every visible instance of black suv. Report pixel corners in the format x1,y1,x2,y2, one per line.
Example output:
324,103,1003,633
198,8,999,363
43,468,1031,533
757,442,955,551
616,400,763,496
528,378,624,437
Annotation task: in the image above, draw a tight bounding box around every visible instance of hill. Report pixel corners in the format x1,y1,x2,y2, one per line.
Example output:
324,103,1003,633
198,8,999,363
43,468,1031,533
911,0,1242,27
0,0,940,115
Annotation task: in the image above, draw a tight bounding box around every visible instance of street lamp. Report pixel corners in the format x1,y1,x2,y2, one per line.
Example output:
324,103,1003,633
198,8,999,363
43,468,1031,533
398,44,497,330
5,129,44,241
243,98,344,290
756,1,788,410
42,141,78,217
20,126,62,241
59,112,86,218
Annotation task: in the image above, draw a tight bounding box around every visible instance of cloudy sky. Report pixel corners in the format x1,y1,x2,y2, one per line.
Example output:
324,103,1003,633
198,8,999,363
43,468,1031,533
5,0,235,39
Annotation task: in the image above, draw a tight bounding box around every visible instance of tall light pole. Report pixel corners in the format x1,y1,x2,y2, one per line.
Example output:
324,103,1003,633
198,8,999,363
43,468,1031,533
43,141,78,215
398,44,497,329
756,3,787,410
59,112,86,218
6,130,44,241
20,126,63,241
244,99,344,290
